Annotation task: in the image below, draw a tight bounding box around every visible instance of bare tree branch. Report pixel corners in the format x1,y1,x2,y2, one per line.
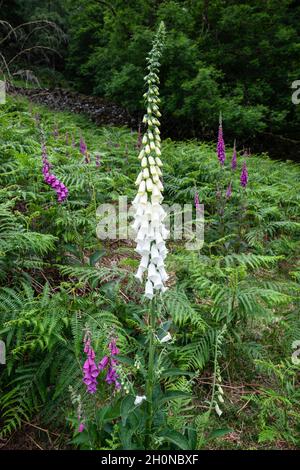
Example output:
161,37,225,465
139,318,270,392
7,45,62,67
0,20,63,46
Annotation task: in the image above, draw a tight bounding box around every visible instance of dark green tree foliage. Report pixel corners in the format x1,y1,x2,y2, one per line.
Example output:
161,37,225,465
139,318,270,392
1,0,299,145
64,0,300,142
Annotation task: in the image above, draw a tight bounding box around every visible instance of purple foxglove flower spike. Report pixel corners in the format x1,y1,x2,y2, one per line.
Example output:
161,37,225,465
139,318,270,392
78,423,85,433
240,161,248,188
80,136,90,163
41,143,69,203
194,191,200,211
82,335,99,394
217,113,226,165
98,337,121,391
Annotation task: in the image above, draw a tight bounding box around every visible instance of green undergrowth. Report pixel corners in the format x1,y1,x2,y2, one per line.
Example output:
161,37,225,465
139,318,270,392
0,95,299,449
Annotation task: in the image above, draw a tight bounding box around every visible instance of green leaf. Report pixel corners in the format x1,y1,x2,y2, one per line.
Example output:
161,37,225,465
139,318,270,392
89,249,105,266
161,368,194,378
159,430,190,450
120,395,135,427
208,428,232,440
158,390,192,404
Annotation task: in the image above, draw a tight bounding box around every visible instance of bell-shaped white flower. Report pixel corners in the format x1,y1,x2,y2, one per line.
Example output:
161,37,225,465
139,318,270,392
140,255,149,269
160,332,172,343
151,244,160,264
215,403,223,417
135,266,145,282
152,185,161,197
146,178,153,192
138,180,146,194
153,275,163,290
145,280,154,299
159,266,169,282
135,172,143,186
148,263,159,282
134,395,147,406
140,194,148,205
143,168,150,179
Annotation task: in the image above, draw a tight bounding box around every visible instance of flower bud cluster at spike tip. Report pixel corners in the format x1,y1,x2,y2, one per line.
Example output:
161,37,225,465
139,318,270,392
41,143,68,203
82,335,99,394
217,113,226,165
98,337,121,390
240,161,249,188
132,22,168,300
226,182,232,198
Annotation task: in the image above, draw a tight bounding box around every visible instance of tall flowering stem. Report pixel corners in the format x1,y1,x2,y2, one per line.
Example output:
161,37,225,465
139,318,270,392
131,22,166,449
132,21,168,301
240,161,248,188
80,136,90,163
194,190,201,212
41,142,68,203
98,337,121,391
217,113,226,165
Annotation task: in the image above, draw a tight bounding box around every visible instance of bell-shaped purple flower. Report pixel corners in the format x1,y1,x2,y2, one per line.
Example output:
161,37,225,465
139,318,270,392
98,355,109,370
78,423,85,433
109,338,119,356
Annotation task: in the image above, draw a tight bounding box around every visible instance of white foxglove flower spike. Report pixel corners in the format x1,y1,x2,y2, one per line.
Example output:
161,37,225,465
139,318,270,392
132,22,167,299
